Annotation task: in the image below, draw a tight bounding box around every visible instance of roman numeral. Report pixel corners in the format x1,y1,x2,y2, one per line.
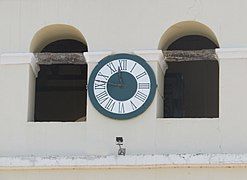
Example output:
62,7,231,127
138,83,150,89
118,102,125,114
134,91,147,102
105,99,115,111
96,91,109,104
136,71,147,79
130,100,137,110
130,63,137,73
95,80,106,89
107,62,117,74
118,60,127,70
97,72,109,80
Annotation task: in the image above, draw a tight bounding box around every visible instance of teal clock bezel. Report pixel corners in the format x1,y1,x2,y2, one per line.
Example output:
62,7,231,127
88,53,157,120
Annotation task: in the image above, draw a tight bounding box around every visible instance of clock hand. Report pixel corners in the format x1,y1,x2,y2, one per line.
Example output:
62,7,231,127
118,67,124,85
117,67,121,83
95,80,124,87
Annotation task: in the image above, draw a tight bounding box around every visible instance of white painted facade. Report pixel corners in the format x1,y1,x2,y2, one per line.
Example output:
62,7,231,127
1,0,247,179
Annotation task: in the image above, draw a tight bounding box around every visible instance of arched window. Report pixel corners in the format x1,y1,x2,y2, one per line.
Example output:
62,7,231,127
31,24,88,122
159,21,219,118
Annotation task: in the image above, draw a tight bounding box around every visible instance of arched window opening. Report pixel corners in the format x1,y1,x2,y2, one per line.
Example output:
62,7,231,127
161,22,219,118
34,38,88,122
158,21,219,50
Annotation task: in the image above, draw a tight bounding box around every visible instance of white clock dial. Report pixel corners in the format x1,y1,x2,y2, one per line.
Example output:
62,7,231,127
93,59,151,114
88,54,156,120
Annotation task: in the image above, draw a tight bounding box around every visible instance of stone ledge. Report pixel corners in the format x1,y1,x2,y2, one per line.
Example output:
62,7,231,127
1,154,247,170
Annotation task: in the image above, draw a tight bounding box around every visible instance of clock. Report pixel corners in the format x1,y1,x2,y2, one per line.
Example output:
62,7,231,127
88,53,157,120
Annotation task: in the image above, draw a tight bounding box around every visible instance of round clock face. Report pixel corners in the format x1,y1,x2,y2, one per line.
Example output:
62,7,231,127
88,54,157,120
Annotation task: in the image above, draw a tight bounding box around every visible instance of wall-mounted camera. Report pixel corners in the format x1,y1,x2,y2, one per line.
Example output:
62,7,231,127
116,137,126,156
116,137,123,144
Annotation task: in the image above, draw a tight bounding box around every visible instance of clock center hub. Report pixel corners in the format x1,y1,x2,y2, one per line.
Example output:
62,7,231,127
107,72,137,101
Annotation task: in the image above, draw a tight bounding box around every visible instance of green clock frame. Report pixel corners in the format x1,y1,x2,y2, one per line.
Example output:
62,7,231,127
88,53,157,120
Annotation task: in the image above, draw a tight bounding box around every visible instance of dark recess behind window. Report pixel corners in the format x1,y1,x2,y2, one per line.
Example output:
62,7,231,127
34,39,87,122
41,39,87,53
164,35,219,118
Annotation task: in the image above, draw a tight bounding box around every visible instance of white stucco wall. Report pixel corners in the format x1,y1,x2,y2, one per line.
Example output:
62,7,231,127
2,1,247,178
0,51,167,156
0,0,246,52
0,0,247,156
0,48,247,157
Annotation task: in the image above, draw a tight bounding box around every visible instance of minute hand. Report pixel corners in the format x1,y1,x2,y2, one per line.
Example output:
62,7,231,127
118,67,124,85
95,80,122,87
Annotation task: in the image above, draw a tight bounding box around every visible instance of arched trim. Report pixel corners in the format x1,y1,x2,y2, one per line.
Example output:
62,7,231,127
30,24,87,53
158,21,219,50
